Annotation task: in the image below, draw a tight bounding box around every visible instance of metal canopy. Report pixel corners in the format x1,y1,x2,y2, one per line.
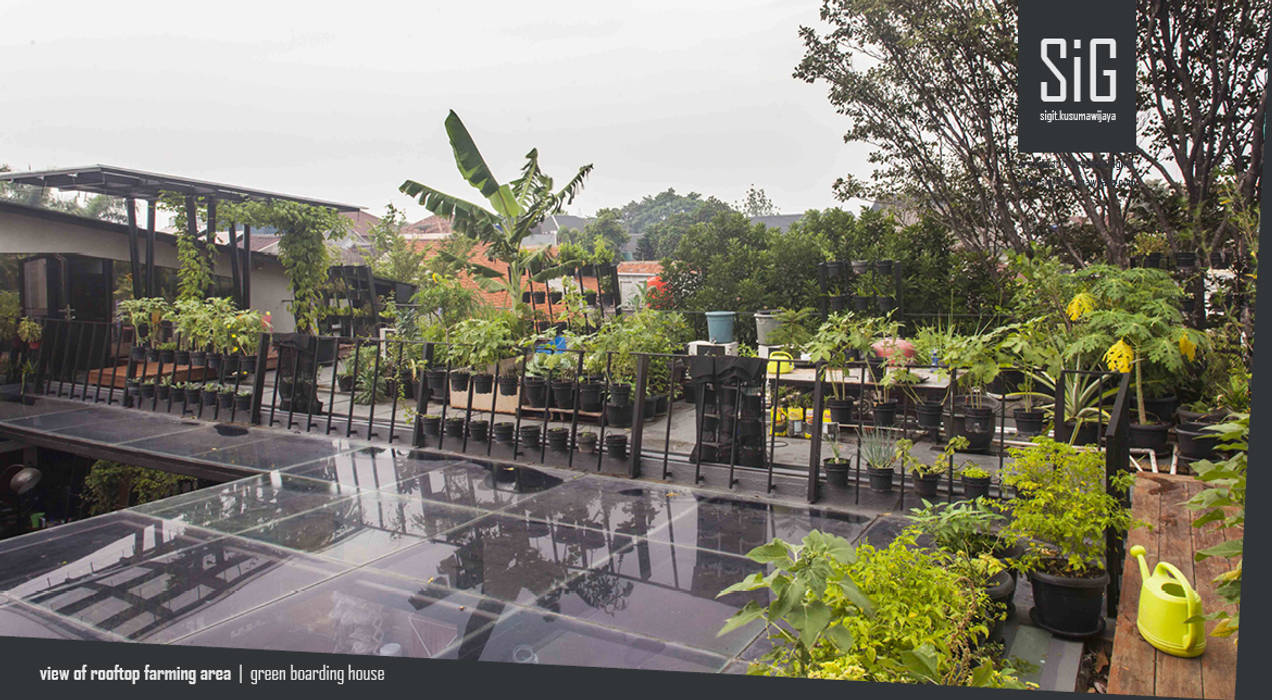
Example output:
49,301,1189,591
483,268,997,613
0,164,361,211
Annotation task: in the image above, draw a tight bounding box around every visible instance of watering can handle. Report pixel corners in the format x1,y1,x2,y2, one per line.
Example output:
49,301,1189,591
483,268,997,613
1155,562,1201,651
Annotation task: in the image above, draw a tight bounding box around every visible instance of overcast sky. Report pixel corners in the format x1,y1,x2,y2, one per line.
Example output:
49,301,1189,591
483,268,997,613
1,0,873,221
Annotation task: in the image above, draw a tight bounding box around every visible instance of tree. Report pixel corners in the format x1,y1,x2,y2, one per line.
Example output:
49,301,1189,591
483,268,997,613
366,203,427,283
794,0,1267,265
558,207,629,254
738,184,778,217
638,196,735,260
400,110,592,307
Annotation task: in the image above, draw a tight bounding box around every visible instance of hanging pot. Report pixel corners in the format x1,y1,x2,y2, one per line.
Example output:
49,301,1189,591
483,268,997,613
579,382,604,412
522,377,548,407
609,383,632,405
1013,409,1046,437
549,291,563,304
1176,251,1197,270
961,475,991,499
175,349,191,365
828,295,846,312
913,472,941,499
498,375,519,396
471,373,494,394
551,380,575,409
532,291,547,304
851,295,871,313
606,402,632,428
875,296,896,313
824,458,851,488
851,260,870,275
583,291,598,306
873,400,898,427
1145,252,1164,268
875,260,894,275
605,433,628,459
450,371,470,392
867,467,894,492
427,369,449,392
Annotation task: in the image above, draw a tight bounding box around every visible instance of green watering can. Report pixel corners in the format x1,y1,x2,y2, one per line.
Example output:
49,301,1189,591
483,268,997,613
1130,545,1206,657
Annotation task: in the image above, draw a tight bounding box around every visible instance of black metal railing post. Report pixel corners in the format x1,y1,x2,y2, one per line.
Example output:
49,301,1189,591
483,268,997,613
806,363,826,503
249,333,270,425
1104,372,1132,619
629,354,649,478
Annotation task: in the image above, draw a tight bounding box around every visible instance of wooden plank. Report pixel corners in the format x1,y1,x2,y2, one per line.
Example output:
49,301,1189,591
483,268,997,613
1108,473,1163,696
1188,480,1240,700
1154,476,1204,699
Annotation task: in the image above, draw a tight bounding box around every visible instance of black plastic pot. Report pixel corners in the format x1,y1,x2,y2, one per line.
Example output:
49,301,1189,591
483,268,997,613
1210,251,1225,268
1140,395,1178,424
492,422,516,444
875,260,894,275
826,398,854,425
583,291,598,306
147,347,160,362
190,350,207,366
498,376,519,396
338,375,355,392
471,373,494,394
1145,252,1164,268
171,387,187,403
577,432,598,453
851,295,871,313
953,406,995,451
867,467,894,492
828,295,846,312
156,384,171,401
913,472,941,498
875,296,896,313
579,382,604,412
549,292,563,304
1056,420,1100,446
552,381,575,409
984,569,1017,642
450,371,470,392
1129,422,1171,454
824,459,851,488
175,349,191,365
218,392,235,409
532,291,546,304
521,292,532,303
207,352,222,370
1013,409,1046,437
1176,251,1197,269
518,425,541,449
522,377,548,408
420,415,441,436
159,349,175,364
642,395,657,420
609,383,632,405
961,475,991,499
605,433,628,459
915,401,944,431
201,388,218,406
873,400,898,427
822,261,843,280
1028,567,1109,638
599,293,615,306
130,346,147,362
547,427,571,451
427,369,449,393
243,355,258,374
235,393,252,411
445,417,466,439
468,419,489,442
1176,425,1219,461
222,355,239,373
606,402,633,428
140,383,156,398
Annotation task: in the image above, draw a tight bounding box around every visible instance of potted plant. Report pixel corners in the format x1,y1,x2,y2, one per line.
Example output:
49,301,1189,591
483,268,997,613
804,312,859,425
874,365,920,427
155,377,172,401
235,389,253,411
939,327,1008,451
960,465,992,499
999,319,1054,437
577,430,598,453
823,438,851,488
1131,231,1169,268
859,431,897,491
446,315,517,395
419,413,442,437
218,386,236,409
998,438,1137,638
546,427,571,451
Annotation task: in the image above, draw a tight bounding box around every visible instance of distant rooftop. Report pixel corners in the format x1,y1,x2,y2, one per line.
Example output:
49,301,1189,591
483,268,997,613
0,164,361,212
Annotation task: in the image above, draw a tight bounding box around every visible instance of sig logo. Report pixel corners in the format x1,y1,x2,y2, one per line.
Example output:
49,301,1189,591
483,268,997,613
1018,1,1135,153
1040,39,1119,103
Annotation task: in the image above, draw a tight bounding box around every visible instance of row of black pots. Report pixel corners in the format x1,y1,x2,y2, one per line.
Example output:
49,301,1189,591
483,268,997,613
519,290,616,306
819,260,895,277
420,415,628,456
130,347,259,374
822,459,993,498
130,382,253,411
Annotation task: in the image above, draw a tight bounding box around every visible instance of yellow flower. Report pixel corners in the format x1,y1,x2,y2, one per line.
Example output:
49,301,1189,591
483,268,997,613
1104,339,1135,373
1179,333,1197,362
1066,292,1095,320
432,272,443,283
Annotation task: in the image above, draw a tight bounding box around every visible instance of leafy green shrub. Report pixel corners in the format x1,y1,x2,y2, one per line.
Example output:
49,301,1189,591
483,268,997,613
907,497,1005,557
83,460,196,515
719,531,1029,687
1186,413,1247,641
997,438,1137,575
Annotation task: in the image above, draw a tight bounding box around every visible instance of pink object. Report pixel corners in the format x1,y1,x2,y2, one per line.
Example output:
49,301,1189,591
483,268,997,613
872,337,915,363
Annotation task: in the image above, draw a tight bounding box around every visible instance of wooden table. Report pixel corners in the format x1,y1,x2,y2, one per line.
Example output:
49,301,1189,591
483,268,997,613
1107,473,1238,699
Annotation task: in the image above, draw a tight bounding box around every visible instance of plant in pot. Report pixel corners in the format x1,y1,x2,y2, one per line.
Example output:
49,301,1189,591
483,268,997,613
875,365,920,427
906,437,966,499
118,297,171,354
999,318,1054,438
235,389,253,411
448,316,516,395
804,312,858,425
859,431,898,491
959,465,992,499
997,437,1138,638
1066,265,1204,452
823,437,851,488
939,327,1007,452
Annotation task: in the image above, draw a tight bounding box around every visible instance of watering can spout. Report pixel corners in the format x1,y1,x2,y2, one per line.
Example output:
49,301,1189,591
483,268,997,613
1130,544,1151,583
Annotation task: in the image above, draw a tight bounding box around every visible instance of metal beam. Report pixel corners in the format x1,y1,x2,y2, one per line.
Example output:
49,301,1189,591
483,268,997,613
145,200,157,297
125,197,143,300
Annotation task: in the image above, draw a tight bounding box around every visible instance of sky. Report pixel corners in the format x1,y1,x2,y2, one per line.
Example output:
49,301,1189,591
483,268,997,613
0,0,874,221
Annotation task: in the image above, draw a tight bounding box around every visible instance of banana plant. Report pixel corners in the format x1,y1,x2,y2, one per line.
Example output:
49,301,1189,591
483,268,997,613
399,110,593,307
